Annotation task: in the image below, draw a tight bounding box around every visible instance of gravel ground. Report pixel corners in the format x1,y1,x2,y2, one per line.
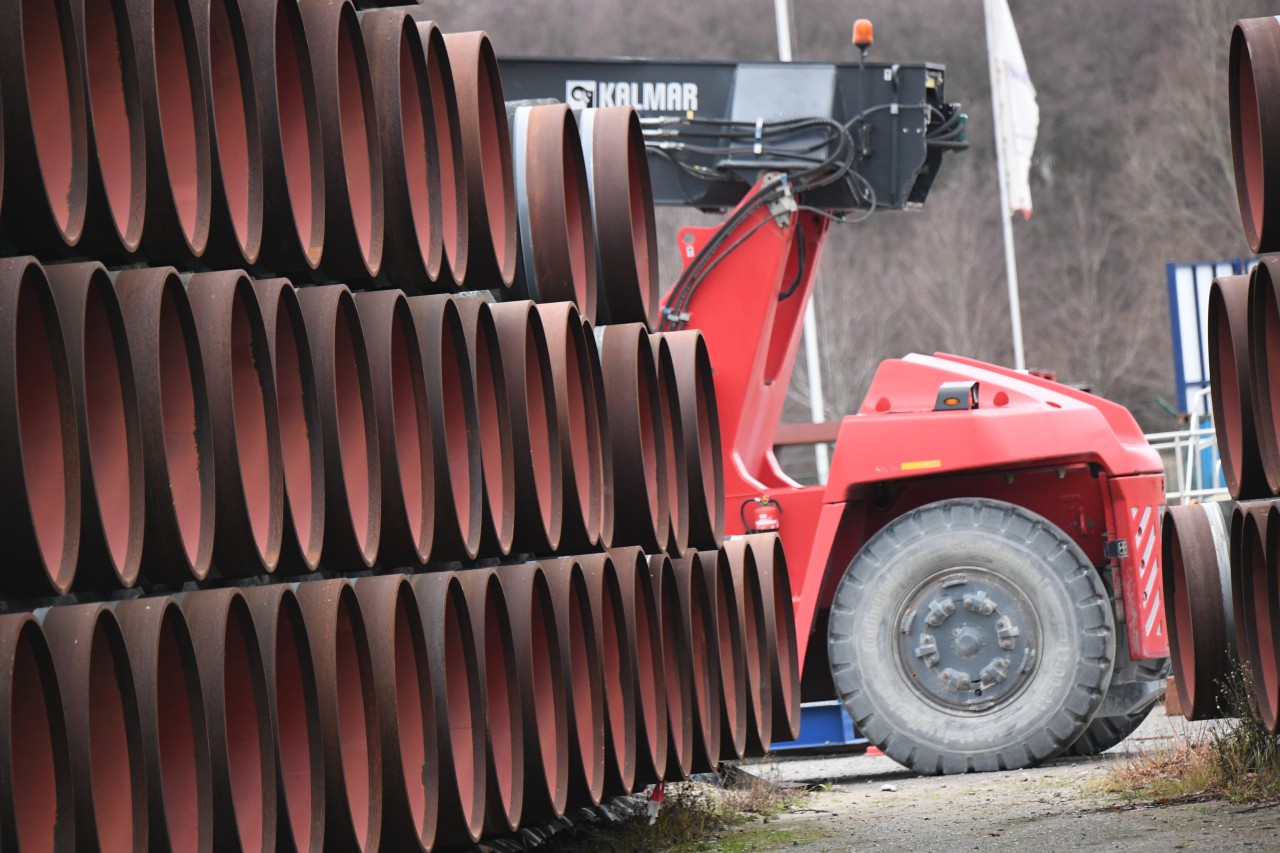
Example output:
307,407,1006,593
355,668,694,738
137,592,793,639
728,704,1280,852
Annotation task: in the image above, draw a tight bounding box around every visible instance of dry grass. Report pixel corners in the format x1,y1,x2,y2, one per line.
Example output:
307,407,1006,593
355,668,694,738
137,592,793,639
1101,664,1280,805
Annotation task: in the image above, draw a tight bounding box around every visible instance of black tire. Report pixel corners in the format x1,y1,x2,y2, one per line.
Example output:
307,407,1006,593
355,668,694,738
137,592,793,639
827,498,1115,775
1066,657,1169,756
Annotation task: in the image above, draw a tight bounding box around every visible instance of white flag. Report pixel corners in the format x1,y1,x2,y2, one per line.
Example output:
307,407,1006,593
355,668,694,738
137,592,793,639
985,0,1039,219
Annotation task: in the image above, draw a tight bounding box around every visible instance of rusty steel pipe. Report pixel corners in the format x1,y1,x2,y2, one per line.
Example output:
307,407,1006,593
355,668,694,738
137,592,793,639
700,548,747,761
417,21,468,288
0,614,74,852
1237,502,1280,730
355,290,433,567
0,0,88,253
511,103,598,321
0,259,80,597
242,583,325,853
608,547,667,789
671,552,721,773
1263,504,1280,732
544,558,606,807
196,0,265,268
1231,17,1280,254
600,322,668,552
115,267,215,583
653,334,689,556
579,106,660,329
128,0,216,261
42,604,147,851
443,31,515,288
362,9,443,290
495,561,570,823
242,0,324,274
297,285,381,570
112,596,213,852
354,575,439,851
746,532,801,741
407,295,483,562
411,571,486,846
253,279,325,574
584,317,613,550
1250,259,1280,493
45,262,143,591
663,330,725,550
538,302,604,552
490,300,562,554
1210,274,1268,500
189,270,285,576
577,553,638,797
300,0,383,280
1164,502,1235,721
456,568,525,835
71,0,147,258
648,553,694,781
180,588,276,852
454,298,516,558
295,578,383,851
723,539,772,753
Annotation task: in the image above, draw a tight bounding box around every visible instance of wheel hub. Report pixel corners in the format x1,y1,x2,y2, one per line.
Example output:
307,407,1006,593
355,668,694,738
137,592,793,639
898,569,1039,713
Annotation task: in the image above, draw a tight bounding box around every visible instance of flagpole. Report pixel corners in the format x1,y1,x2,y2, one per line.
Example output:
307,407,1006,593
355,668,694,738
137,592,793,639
773,0,830,483
983,0,1027,371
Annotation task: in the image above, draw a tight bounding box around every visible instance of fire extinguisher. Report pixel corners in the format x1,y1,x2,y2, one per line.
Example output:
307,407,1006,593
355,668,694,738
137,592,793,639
740,497,783,533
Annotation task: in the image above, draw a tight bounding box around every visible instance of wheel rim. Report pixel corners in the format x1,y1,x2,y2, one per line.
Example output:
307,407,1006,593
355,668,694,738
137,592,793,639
894,566,1041,714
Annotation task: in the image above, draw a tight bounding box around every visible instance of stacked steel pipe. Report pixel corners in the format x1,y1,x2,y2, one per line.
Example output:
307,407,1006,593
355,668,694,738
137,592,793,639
1163,15,1280,727
0,0,795,847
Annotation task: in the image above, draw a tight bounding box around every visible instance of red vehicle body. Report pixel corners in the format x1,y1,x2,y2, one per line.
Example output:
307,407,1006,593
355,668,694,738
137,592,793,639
669,186,1170,706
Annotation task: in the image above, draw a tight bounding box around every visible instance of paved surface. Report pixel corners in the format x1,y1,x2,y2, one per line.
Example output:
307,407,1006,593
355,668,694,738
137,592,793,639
728,705,1280,852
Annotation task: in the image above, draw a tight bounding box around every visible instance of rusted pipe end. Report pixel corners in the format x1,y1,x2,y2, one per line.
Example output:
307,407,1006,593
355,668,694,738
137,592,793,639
299,0,384,279
408,295,483,561
454,298,515,558
577,553,638,796
652,334,685,556
442,31,515,288
411,571,486,845
1231,17,1280,254
179,588,276,853
295,578,383,852
354,575,439,850
579,106,660,329
512,104,598,321
41,604,147,852
724,539,772,753
456,568,525,834
111,596,213,852
537,302,604,552
0,258,80,596
672,553,721,773
355,291,434,567
663,330,725,550
45,262,144,591
115,267,215,583
362,9,443,289
746,532,801,741
0,0,89,251
188,271,285,576
0,614,74,853
648,553,693,780
490,300,563,554
600,323,666,551
609,547,667,788
1209,273,1267,500
417,21,468,287
253,279,325,574
700,549,747,760
496,561,570,822
296,285,381,570
242,583,325,853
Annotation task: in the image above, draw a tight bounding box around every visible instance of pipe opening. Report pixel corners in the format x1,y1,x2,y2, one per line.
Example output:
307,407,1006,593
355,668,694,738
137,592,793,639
85,0,138,241
441,318,472,535
153,0,201,243
158,286,203,563
275,2,317,256
275,295,319,558
209,0,255,253
484,590,516,810
334,303,372,554
89,619,135,850
525,332,553,528
224,603,265,852
390,310,426,545
399,31,433,269
157,610,200,850
335,594,372,845
231,286,272,556
83,282,133,572
11,627,60,853
21,0,76,233
337,12,374,263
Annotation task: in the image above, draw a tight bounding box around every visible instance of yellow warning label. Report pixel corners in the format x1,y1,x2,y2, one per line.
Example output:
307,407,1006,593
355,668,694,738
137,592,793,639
900,459,942,471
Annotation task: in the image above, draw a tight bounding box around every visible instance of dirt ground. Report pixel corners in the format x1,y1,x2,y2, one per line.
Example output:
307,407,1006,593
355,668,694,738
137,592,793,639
728,705,1280,852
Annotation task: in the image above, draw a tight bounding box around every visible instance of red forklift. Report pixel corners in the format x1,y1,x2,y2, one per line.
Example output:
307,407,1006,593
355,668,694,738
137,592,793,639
502,35,1169,773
